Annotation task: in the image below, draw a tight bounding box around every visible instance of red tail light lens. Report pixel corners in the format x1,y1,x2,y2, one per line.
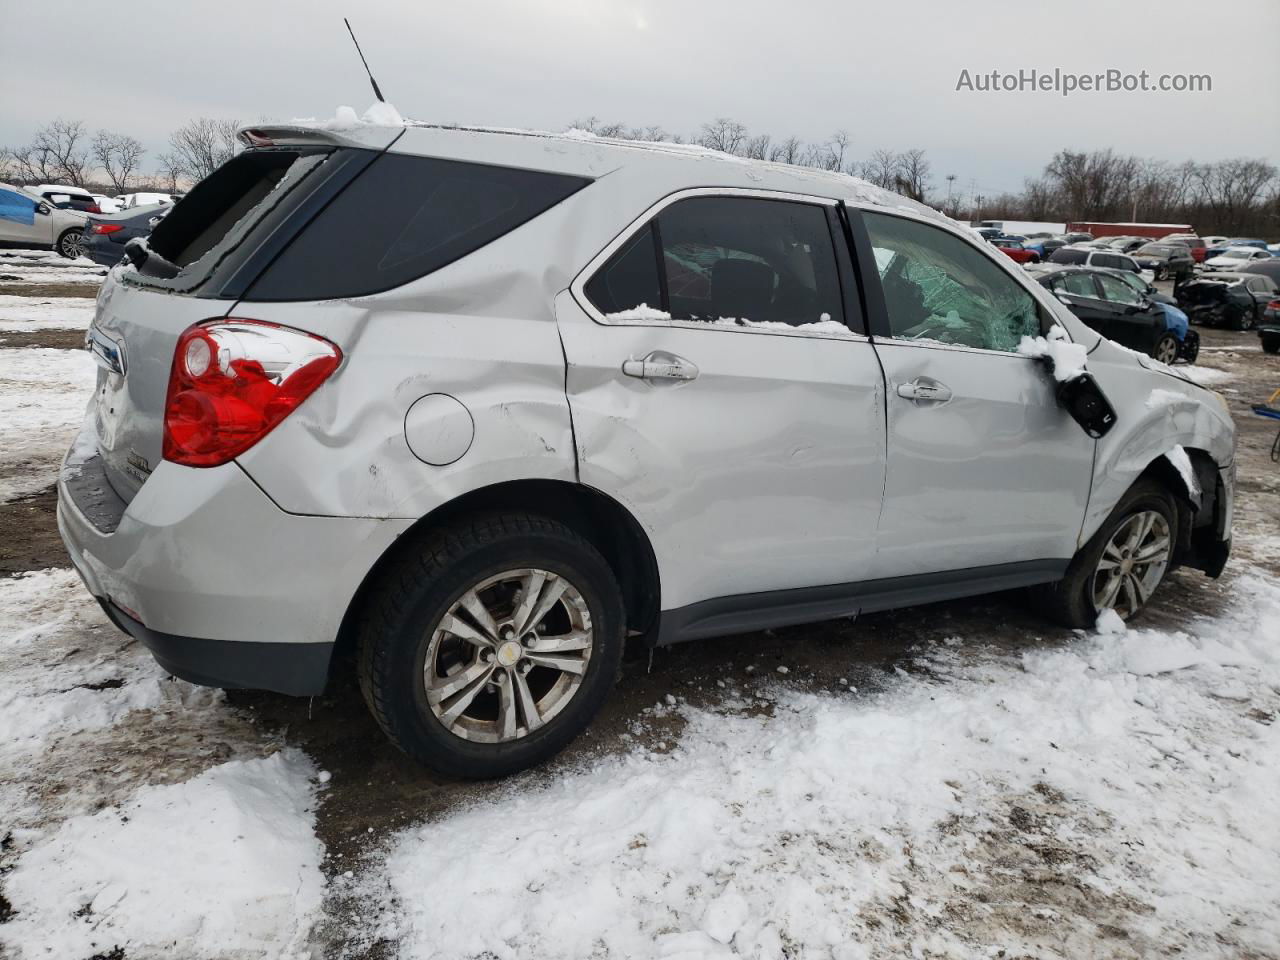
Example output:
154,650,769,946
162,319,341,467
92,223,124,235
86,204,102,214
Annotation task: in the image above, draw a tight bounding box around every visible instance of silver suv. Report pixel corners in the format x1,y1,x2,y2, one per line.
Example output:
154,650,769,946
59,121,1235,777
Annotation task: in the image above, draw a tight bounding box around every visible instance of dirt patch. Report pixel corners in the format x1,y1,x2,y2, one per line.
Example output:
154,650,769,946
0,486,67,575
0,282,98,298
0,329,86,350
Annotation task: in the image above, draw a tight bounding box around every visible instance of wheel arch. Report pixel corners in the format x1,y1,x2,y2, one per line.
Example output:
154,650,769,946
331,479,661,671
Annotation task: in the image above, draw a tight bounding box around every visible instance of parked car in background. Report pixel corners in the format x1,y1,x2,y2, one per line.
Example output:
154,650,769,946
1062,231,1094,244
1039,236,1071,257
1177,272,1279,330
116,192,182,209
1132,242,1195,282
1258,298,1280,354
1048,246,1141,273
1101,236,1146,254
1202,246,1273,272
56,120,1236,777
1160,234,1208,263
34,183,102,214
82,204,169,267
1036,265,1195,363
0,183,88,257
974,226,1003,241
91,194,122,214
990,237,1041,264
1238,259,1280,284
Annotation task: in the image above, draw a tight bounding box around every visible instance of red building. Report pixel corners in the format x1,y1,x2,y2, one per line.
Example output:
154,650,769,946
1067,221,1192,239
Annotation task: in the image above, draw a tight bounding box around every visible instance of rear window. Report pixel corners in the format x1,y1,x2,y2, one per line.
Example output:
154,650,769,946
246,153,590,301
1049,247,1087,265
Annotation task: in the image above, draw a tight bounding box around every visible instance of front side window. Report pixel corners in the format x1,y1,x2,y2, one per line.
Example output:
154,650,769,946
584,196,847,330
862,211,1042,352
1058,273,1099,298
1096,274,1141,304
1050,247,1087,265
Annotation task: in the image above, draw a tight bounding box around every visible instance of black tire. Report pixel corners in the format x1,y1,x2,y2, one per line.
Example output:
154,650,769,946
56,229,83,260
1263,334,1280,355
1153,267,1164,281
1151,333,1179,366
1034,479,1178,629
356,512,625,779
1232,308,1255,332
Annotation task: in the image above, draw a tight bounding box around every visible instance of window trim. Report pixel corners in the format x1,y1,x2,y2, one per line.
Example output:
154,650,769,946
846,204,1071,360
570,187,867,341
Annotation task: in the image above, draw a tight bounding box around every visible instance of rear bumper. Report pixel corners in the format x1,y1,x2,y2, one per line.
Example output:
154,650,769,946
98,598,332,695
58,429,412,695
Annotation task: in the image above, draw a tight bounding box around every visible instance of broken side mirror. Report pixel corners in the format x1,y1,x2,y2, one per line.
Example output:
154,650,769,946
36,202,50,216
1056,372,1117,438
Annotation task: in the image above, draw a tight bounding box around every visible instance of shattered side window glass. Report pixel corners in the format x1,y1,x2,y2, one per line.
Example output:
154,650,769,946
864,212,1041,352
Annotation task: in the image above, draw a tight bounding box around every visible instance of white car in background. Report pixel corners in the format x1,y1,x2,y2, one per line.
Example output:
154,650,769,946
1203,246,1273,272
0,182,88,257
117,191,180,209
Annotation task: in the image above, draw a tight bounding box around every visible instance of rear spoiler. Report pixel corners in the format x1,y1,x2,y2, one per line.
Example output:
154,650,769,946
235,121,402,153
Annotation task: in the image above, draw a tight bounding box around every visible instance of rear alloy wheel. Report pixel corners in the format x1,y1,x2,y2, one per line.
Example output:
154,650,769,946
56,229,83,260
1090,510,1173,620
1152,333,1179,366
358,513,624,778
1034,479,1178,627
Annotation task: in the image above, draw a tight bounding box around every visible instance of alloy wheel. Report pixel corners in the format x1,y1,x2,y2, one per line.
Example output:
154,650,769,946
1092,510,1172,620
1154,336,1179,365
60,231,83,259
423,568,593,743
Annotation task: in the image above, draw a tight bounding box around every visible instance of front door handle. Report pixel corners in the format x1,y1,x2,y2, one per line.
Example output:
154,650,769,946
896,377,952,404
622,351,699,382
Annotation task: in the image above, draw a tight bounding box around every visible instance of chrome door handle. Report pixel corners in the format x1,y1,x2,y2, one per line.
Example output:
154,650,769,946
622,351,699,382
896,377,952,404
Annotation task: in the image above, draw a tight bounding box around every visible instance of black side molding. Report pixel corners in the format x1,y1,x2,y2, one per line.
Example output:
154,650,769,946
655,559,1069,646
99,600,333,696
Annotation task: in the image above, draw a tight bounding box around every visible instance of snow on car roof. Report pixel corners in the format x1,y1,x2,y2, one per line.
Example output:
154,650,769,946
263,103,958,230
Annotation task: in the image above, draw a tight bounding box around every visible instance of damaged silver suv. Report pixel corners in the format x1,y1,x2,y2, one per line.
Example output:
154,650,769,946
59,119,1235,777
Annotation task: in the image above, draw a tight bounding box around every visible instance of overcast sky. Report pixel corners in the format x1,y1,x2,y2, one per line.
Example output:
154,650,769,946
2,0,1277,199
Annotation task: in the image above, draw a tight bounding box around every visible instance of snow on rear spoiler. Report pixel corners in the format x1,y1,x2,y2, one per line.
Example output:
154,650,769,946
235,121,402,153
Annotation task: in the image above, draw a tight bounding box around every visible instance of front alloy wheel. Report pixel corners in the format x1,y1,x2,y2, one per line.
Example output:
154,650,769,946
1152,333,1179,366
1091,510,1173,620
425,568,592,743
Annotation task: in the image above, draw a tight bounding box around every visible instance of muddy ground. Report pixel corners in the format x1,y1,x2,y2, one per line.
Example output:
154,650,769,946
1,275,1278,957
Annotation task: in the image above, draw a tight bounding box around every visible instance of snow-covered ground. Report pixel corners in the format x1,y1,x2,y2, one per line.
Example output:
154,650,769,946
0,294,96,332
0,347,96,502
0,250,106,285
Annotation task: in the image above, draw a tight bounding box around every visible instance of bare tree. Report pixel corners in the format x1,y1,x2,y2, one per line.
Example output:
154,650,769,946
698,118,748,155
896,148,932,202
92,131,146,193
154,152,189,194
35,119,92,184
1191,158,1277,234
768,136,803,165
168,118,241,180
858,149,900,189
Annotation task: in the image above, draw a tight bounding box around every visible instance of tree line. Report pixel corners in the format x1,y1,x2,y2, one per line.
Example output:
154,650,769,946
0,117,241,195
4,114,1276,237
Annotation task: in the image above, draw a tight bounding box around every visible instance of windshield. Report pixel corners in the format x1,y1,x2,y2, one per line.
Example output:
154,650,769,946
1220,250,1250,259
1138,244,1172,256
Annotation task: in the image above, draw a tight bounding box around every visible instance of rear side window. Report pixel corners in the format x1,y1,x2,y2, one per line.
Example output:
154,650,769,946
247,154,590,301
1050,247,1087,265
1093,253,1120,270
1096,274,1140,304
584,196,849,330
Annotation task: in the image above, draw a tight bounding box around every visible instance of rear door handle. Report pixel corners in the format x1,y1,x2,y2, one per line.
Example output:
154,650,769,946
896,377,952,404
622,351,699,382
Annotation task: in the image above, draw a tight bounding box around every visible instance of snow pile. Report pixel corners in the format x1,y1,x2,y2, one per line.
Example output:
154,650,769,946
0,294,96,331
366,572,1280,959
1181,365,1234,386
1017,324,1088,381
1164,444,1201,498
605,303,671,322
0,346,97,501
1,751,326,960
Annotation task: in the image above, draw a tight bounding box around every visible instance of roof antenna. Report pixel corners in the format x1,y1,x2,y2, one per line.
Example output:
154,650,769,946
344,17,386,102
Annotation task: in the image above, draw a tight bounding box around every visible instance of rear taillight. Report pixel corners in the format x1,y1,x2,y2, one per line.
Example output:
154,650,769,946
92,224,124,235
162,319,341,467
87,204,101,214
